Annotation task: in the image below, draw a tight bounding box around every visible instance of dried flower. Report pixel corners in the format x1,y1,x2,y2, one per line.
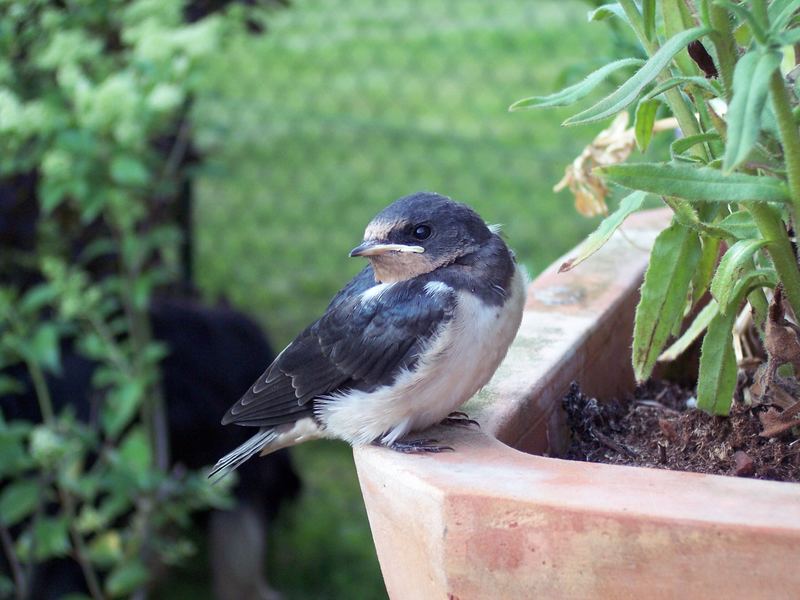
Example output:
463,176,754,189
554,112,678,217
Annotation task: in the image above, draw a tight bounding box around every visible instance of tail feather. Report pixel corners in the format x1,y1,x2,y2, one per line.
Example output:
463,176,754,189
209,429,277,482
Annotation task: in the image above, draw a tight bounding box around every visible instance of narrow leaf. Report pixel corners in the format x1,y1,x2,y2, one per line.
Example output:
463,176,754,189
634,98,660,151
659,300,719,362
559,191,648,272
710,239,768,311
769,0,800,32
588,3,629,23
716,0,768,43
106,560,149,597
600,163,790,203
633,223,702,381
564,26,712,126
697,310,738,415
723,49,782,172
509,58,644,110
716,210,760,240
692,235,722,304
670,132,720,161
0,479,40,526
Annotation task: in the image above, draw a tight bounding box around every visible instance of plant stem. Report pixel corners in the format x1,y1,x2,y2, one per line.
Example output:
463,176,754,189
769,70,800,222
618,0,706,158
0,522,26,600
57,486,106,600
26,359,54,425
749,202,800,316
706,1,737,98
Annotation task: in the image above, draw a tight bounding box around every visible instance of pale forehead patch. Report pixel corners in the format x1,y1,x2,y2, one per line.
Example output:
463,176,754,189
488,223,503,234
364,218,405,241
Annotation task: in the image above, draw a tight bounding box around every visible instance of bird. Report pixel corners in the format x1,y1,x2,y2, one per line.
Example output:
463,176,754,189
210,192,527,479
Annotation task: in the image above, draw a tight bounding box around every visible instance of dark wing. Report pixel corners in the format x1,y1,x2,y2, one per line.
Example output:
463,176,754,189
221,267,455,428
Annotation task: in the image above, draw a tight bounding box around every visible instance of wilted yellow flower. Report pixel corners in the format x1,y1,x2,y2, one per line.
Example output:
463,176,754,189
554,112,678,217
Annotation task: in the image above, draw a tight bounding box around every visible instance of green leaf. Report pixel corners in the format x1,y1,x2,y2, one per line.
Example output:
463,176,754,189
697,310,738,415
106,559,149,597
31,516,70,560
509,58,644,110
642,75,720,102
88,530,123,567
588,3,628,22
692,235,721,304
27,323,61,374
0,479,40,526
715,0,768,43
659,300,719,362
19,284,58,314
110,155,149,187
559,191,648,272
716,210,760,239
670,132,721,161
634,98,660,151
723,49,782,172
775,28,800,45
769,0,800,32
101,379,144,439
119,427,152,478
564,26,712,126
633,223,702,381
710,239,768,312
600,163,790,203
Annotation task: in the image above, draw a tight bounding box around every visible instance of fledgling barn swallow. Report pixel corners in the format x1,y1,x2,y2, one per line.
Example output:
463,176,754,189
211,192,526,478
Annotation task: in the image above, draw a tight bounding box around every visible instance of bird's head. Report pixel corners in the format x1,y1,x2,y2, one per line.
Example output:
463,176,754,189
350,192,493,283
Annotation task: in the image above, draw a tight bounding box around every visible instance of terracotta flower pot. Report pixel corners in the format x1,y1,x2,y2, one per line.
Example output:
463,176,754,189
353,209,800,600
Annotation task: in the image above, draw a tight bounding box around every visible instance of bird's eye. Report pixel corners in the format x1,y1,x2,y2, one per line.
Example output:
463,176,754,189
412,224,432,240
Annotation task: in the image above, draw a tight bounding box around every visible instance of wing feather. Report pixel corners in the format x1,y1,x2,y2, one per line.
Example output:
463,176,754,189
221,267,454,428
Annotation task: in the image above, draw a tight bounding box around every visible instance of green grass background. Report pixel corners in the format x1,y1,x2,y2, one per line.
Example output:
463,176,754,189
187,0,619,597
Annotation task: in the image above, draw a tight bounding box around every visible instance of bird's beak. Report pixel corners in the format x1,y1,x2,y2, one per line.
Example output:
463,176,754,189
349,241,425,257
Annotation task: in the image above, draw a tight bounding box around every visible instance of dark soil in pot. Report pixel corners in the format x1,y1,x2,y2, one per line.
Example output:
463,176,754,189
562,381,800,483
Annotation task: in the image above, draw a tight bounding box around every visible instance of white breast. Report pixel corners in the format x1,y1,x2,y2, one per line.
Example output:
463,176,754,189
316,265,527,446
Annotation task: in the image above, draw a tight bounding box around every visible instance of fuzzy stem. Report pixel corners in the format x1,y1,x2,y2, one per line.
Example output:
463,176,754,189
749,202,800,317
769,70,800,223
706,1,737,99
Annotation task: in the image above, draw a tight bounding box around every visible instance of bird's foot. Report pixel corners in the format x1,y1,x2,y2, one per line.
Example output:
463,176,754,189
441,411,480,429
378,438,454,453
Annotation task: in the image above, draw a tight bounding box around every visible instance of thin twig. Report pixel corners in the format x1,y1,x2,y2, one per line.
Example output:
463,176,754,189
0,521,26,600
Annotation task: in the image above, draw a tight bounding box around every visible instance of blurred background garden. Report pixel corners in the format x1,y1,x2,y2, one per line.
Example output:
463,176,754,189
1,0,634,598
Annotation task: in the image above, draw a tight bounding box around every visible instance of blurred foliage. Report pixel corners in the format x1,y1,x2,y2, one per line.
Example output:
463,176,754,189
0,1,253,597
192,0,623,347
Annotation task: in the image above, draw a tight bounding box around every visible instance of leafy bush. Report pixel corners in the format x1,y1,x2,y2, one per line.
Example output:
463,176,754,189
0,1,257,597
513,0,800,415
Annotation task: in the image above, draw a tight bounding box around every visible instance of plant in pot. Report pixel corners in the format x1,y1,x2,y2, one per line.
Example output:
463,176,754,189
353,1,800,598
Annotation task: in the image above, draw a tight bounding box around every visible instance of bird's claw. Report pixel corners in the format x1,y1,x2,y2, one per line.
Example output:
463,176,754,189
380,438,454,453
441,411,480,429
